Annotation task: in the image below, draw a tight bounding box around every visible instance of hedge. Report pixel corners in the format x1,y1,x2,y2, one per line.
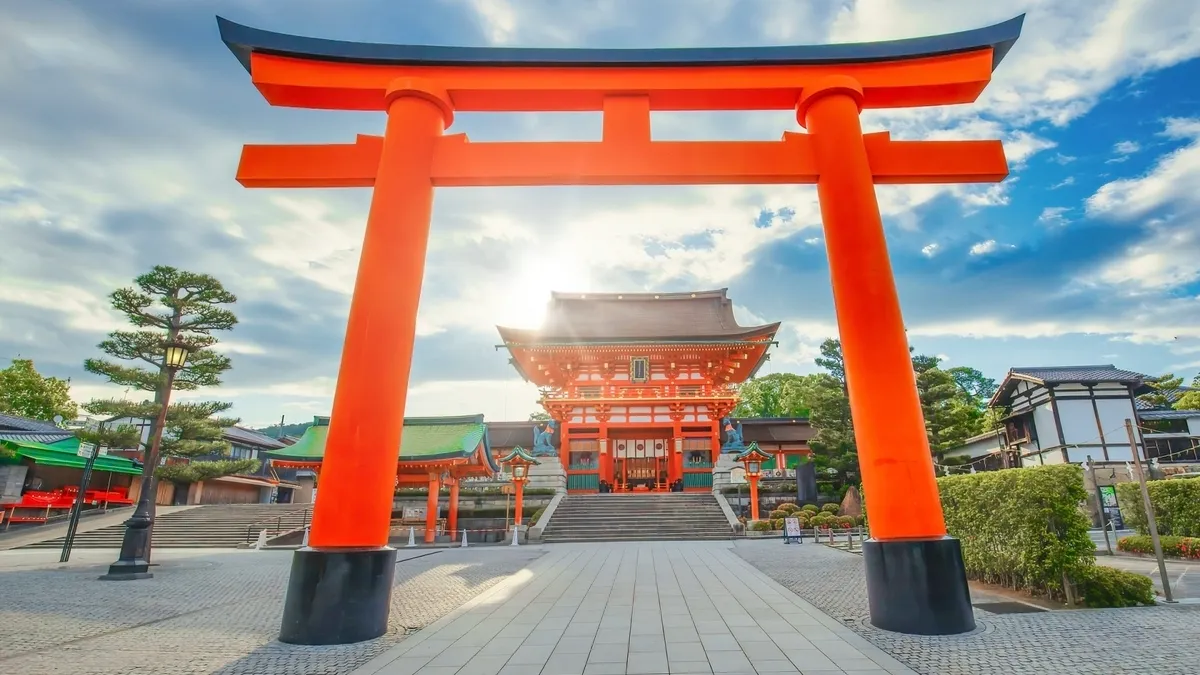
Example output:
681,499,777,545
938,464,1095,600
1114,477,1200,537
1117,534,1200,560
1074,565,1156,608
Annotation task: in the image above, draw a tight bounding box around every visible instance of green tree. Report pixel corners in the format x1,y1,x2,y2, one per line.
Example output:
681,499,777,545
947,366,998,409
79,266,254,482
808,339,857,486
1174,373,1200,410
529,410,552,422
914,355,985,453
733,373,818,417
1140,373,1184,409
0,359,78,422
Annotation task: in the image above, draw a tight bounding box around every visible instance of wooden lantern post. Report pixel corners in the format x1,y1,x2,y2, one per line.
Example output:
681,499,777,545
735,443,772,522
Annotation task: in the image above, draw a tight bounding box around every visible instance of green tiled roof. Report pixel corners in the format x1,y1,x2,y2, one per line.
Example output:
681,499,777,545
265,414,495,469
0,439,143,475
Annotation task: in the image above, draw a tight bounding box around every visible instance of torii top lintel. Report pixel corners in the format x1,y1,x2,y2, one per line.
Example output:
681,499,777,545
217,15,1023,112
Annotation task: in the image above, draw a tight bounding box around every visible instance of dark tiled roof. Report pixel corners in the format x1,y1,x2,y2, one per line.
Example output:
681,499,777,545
0,431,74,444
487,421,536,449
1009,365,1145,384
736,417,814,443
0,413,64,432
497,289,779,343
1139,409,1200,421
223,426,287,449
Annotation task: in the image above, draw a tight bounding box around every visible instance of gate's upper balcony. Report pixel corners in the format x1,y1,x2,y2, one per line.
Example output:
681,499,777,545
216,14,1024,112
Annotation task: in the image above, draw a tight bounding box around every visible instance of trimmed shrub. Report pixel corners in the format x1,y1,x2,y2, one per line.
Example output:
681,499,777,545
530,507,546,526
1117,534,1200,560
854,514,867,526
1114,478,1200,537
768,509,788,520
771,518,785,530
801,504,819,514
820,503,840,515
1075,565,1156,607
777,502,800,514
750,520,774,532
836,516,856,529
938,464,1095,601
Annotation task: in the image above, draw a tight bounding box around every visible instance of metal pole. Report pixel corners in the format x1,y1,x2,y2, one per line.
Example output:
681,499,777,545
1086,455,1112,556
60,425,103,563
1125,419,1174,602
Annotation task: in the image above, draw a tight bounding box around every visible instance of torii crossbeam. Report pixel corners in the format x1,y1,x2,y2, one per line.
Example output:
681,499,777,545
218,14,1024,645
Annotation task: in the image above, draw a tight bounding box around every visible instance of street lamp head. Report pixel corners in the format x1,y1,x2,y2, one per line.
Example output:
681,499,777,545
164,343,190,370
513,465,526,480
748,461,760,476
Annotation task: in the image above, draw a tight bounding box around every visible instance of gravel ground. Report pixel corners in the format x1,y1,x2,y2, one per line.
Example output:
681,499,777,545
733,538,1200,675
0,547,544,675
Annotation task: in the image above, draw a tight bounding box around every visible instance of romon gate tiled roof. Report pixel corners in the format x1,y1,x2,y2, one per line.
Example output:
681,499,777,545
1008,365,1146,384
264,415,495,470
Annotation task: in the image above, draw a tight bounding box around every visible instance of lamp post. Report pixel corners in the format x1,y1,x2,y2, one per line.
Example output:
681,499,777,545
100,341,189,581
735,443,771,522
497,446,538,541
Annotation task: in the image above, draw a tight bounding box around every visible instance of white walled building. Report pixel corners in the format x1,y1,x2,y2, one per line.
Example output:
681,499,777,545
988,365,1151,466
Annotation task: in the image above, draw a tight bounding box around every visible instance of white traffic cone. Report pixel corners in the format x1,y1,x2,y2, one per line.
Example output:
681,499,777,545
510,525,520,547
406,527,416,548
301,526,310,547
460,528,468,548
254,529,268,550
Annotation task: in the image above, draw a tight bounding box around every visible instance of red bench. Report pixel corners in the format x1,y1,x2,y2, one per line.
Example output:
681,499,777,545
1,486,134,529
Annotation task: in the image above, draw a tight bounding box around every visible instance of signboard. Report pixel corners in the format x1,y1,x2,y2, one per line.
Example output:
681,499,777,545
0,465,28,504
784,516,803,544
1099,485,1118,508
402,506,426,520
1098,485,1125,529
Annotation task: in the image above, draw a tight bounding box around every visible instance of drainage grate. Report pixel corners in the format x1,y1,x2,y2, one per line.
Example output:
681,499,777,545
973,601,1047,614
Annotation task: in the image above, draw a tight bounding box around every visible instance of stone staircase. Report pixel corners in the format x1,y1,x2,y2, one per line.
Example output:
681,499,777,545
21,503,312,549
541,493,733,543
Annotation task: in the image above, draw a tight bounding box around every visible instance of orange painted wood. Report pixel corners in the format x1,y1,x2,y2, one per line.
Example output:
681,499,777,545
247,49,995,112
306,89,447,549
803,87,946,541
236,132,1006,188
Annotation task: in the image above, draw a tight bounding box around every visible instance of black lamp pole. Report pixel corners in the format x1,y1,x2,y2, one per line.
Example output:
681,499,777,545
100,344,186,581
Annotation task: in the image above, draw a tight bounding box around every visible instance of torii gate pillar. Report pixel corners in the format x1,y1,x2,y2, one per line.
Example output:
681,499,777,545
219,13,1024,644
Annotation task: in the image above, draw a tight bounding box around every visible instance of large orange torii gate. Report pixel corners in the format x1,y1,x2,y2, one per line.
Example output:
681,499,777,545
218,14,1023,644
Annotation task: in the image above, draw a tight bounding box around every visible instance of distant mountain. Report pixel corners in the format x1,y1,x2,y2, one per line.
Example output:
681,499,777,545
254,422,313,439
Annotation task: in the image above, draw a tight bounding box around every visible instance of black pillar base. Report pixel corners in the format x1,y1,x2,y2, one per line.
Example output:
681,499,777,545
99,516,153,581
863,536,975,635
279,547,397,645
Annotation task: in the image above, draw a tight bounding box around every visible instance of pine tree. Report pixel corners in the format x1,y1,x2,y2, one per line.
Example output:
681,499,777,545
78,266,255,482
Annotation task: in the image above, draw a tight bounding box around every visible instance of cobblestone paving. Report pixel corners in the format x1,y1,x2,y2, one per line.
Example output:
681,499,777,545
0,547,544,675
733,539,1200,675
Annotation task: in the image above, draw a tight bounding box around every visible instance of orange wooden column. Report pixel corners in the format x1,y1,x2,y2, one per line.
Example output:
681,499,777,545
447,478,459,534
749,475,761,521
798,76,945,541
425,475,439,544
307,79,452,549
513,480,525,526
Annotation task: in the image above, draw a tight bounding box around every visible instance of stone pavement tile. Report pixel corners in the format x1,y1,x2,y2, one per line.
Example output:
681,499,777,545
830,657,883,671
699,633,741,651
478,640,522,658
407,640,459,657
782,649,838,671
627,651,670,674
750,661,800,674
509,645,555,666
664,626,701,643
730,626,773,644
630,634,667,652
587,646,630,664
662,613,695,627
566,622,601,637
631,622,666,635
694,620,731,635
457,654,512,675
742,642,786,661
769,633,813,651
428,644,483,667
526,629,568,646
498,624,538,640
666,641,703,661
595,628,630,644
414,667,462,675
371,656,435,675
704,650,755,674
543,650,590,675
791,626,840,641
555,636,596,654
811,640,865,659
583,664,627,675
668,661,714,674
722,614,758,627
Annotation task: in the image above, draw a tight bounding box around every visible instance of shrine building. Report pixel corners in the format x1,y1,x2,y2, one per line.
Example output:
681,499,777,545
498,289,780,493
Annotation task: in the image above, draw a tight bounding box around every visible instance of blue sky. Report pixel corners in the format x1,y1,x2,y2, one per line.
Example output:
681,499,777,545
3,0,1200,428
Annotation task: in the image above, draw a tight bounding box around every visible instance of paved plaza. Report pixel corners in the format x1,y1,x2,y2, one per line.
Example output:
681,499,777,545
733,539,1200,675
356,542,912,675
2,540,1199,674
0,546,544,674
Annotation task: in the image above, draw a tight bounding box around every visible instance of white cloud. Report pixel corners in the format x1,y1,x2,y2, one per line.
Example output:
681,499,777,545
1114,140,1141,155
1051,153,1077,165
1050,176,1076,189
969,240,998,256
1038,206,1071,226
921,243,940,257
1086,117,1200,219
